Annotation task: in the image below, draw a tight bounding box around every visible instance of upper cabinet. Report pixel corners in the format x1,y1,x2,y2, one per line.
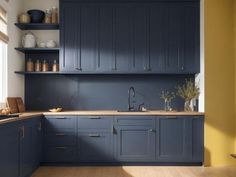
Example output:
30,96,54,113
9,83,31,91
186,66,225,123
60,0,200,74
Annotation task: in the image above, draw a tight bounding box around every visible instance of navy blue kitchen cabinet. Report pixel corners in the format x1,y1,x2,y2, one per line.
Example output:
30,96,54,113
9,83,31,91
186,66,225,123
114,116,156,162
19,117,43,177
156,116,204,163
43,116,77,163
31,117,43,170
0,122,19,177
77,116,114,162
60,0,200,74
77,131,113,162
0,116,42,177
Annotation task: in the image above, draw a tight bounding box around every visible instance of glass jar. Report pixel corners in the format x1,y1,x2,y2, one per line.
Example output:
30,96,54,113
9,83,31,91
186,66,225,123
42,60,49,72
26,58,34,72
52,60,59,72
35,60,42,72
44,9,51,24
51,7,58,24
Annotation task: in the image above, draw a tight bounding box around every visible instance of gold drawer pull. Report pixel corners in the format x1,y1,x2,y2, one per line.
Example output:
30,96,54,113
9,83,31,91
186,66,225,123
88,116,101,119
89,134,100,137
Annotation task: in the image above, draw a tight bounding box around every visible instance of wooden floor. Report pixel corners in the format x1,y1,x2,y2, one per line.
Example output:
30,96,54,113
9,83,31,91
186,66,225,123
31,166,236,177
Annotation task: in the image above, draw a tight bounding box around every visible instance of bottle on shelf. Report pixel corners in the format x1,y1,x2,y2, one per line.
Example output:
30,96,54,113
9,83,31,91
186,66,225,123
51,7,58,24
42,60,49,72
52,60,59,72
26,58,34,72
44,9,52,24
35,60,42,72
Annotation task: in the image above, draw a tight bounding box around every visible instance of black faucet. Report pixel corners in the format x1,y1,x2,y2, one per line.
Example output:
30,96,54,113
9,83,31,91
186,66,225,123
128,86,136,111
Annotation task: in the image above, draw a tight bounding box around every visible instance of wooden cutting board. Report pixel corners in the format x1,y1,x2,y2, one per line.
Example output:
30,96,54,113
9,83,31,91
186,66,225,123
15,97,26,113
6,97,19,114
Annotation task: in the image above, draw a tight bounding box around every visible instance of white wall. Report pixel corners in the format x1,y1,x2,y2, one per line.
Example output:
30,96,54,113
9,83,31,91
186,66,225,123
0,0,24,108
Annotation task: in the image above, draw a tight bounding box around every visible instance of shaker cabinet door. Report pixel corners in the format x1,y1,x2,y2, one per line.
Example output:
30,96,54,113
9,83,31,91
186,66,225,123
0,123,19,177
60,3,81,72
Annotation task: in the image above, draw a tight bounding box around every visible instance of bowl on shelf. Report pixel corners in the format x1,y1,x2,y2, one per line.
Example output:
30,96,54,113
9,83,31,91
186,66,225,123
27,10,45,23
49,108,62,112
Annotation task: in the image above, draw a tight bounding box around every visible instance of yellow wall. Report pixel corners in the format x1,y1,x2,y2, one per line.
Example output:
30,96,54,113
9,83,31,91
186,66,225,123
205,0,236,166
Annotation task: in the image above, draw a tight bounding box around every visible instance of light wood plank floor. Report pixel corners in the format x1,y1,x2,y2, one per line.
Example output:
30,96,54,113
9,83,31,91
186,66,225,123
31,166,236,177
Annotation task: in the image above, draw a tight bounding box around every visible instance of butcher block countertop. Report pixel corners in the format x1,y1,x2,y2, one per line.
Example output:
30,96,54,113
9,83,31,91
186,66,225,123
0,110,204,125
43,110,204,116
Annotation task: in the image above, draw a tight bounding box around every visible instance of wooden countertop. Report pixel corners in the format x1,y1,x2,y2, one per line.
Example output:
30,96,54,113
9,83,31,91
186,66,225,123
0,112,43,125
43,110,204,116
0,110,204,125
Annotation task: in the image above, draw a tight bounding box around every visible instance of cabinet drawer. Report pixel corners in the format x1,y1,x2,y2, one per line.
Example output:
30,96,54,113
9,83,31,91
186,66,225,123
44,131,76,146
44,147,77,163
78,116,112,130
78,131,113,162
44,116,76,131
115,116,155,126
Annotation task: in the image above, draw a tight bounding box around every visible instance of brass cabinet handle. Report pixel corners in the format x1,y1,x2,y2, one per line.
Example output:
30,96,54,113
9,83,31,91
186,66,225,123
88,116,101,119
38,122,42,131
55,117,67,119
55,133,66,136
149,129,155,132
89,134,100,137
20,126,25,139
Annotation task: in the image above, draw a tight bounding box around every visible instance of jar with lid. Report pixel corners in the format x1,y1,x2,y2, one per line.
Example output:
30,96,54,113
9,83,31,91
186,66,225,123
51,7,58,24
52,60,59,72
26,58,34,72
42,60,49,72
35,60,42,72
44,9,51,24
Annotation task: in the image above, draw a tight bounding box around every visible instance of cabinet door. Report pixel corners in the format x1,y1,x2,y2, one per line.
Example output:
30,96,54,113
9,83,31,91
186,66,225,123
192,117,204,162
97,5,114,72
181,3,200,73
0,123,19,177
80,4,97,72
165,4,184,73
32,118,42,169
156,117,192,162
132,5,149,72
60,2,80,72
19,123,33,177
166,3,200,73
115,125,155,162
113,5,133,72
149,4,168,73
77,132,113,162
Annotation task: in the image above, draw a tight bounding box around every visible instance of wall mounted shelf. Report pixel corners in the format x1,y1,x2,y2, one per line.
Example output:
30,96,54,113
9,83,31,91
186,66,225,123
15,23,59,30
15,48,60,54
15,71,60,75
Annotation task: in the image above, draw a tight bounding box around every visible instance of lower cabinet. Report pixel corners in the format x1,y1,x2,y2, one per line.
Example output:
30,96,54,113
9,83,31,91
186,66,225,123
43,116,77,163
156,116,204,163
114,116,156,162
77,132,113,162
19,117,42,177
0,122,19,177
43,115,204,164
0,116,42,177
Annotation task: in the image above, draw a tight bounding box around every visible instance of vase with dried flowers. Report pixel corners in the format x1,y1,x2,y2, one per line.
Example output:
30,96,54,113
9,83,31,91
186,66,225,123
176,79,200,112
160,91,175,111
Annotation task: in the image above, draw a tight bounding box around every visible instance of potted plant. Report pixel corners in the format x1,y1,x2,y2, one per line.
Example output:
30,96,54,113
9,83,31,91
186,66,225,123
176,79,200,112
